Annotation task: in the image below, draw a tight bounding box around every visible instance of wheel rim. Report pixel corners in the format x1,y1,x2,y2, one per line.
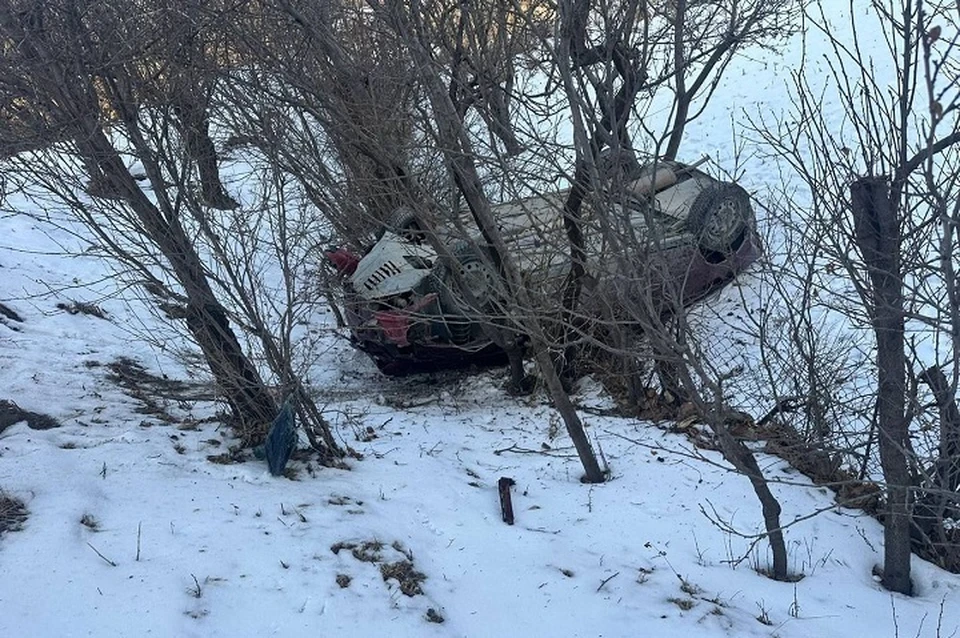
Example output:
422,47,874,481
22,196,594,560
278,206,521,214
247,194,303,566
701,196,745,250
459,259,495,308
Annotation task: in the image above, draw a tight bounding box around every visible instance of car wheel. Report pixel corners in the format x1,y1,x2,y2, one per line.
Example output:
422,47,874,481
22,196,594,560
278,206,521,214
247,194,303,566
432,242,499,345
383,206,426,243
450,241,498,311
686,183,753,254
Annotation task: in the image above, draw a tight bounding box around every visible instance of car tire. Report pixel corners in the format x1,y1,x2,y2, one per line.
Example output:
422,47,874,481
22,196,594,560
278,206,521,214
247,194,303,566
686,183,753,254
449,241,499,312
383,206,426,243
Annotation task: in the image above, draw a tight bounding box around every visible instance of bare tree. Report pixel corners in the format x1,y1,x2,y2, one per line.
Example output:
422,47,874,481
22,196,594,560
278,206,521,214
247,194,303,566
660,0,800,160
0,0,342,457
369,0,607,482
751,0,960,594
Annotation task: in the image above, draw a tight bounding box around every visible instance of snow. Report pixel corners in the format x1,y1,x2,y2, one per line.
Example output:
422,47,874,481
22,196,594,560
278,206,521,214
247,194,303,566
3,213,959,638
3,4,960,638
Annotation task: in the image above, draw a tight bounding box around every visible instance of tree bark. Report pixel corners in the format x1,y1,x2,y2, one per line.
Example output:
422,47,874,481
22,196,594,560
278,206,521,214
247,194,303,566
173,96,239,210
664,0,689,161
851,177,912,595
921,366,960,494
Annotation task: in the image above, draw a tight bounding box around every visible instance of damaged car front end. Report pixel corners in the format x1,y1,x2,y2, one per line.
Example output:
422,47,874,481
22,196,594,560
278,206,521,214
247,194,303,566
327,159,760,375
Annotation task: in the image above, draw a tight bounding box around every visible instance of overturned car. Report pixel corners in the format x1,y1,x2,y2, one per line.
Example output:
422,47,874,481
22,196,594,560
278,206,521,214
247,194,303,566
327,160,760,375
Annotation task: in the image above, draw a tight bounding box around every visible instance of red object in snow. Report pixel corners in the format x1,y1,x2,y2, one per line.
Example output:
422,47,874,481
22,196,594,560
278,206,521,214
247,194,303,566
325,248,361,276
373,294,438,347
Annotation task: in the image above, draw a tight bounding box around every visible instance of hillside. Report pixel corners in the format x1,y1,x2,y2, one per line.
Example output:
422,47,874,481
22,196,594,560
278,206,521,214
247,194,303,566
2,3,960,637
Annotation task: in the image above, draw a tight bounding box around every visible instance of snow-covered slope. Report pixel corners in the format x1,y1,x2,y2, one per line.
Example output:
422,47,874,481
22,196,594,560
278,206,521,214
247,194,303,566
3,4,960,637
2,207,959,638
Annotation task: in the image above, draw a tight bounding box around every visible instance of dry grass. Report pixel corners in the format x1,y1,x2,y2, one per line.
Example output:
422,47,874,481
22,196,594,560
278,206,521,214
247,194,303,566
105,357,216,424
0,400,59,433
80,513,100,531
207,452,242,465
668,597,695,611
352,540,384,563
56,301,108,320
0,493,28,535
380,560,426,596
331,539,428,598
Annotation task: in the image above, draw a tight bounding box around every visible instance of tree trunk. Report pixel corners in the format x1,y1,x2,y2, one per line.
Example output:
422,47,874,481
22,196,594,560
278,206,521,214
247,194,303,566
664,0,689,162
4,0,282,449
173,96,239,210
920,366,960,493
557,160,590,380
555,0,643,381
913,366,960,551
533,348,605,483
714,423,788,579
851,177,912,595
183,301,278,443
85,130,279,446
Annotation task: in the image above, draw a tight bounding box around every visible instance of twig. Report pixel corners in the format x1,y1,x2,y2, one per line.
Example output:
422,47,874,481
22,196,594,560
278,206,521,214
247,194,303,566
604,428,859,491
87,542,117,567
521,527,561,534
889,595,899,638
577,405,624,417
596,571,620,592
389,396,441,409
136,521,142,561
756,396,806,428
493,443,576,457
190,573,202,598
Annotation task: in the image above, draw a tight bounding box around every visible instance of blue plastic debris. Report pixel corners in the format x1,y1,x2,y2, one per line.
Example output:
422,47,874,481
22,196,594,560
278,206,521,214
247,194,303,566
260,400,297,476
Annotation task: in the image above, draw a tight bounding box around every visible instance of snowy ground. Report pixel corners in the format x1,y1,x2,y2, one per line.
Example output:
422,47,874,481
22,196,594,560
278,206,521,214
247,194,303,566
2,206,960,638
4,4,960,637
